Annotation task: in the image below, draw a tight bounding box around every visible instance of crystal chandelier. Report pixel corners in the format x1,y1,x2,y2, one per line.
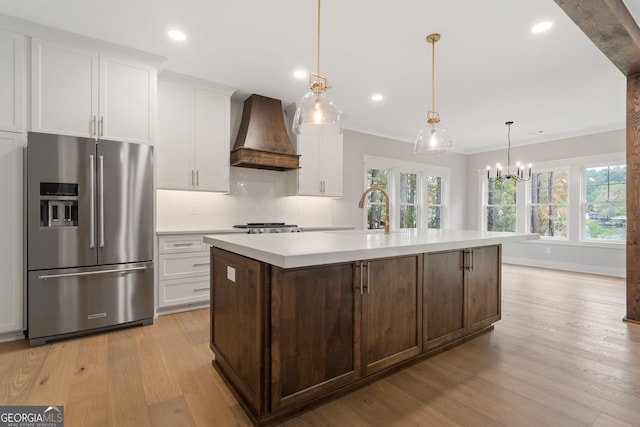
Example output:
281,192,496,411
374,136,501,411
487,121,531,182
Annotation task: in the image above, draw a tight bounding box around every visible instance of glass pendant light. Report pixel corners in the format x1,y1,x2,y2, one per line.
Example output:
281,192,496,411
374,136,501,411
414,33,452,154
292,0,343,137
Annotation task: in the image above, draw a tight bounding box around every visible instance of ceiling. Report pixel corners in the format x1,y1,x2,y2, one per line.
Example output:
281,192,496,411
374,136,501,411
1,0,637,154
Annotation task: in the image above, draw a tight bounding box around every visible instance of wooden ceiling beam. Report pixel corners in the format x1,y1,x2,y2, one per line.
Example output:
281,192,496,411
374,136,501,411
554,0,640,76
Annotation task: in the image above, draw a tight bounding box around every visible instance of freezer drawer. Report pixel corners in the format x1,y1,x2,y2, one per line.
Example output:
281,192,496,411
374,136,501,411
28,262,154,345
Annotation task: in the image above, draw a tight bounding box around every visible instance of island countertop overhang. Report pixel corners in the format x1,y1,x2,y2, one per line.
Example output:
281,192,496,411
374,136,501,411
203,229,539,268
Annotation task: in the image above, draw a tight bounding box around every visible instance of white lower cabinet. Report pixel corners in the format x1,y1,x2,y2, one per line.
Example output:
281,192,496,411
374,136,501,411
157,234,210,310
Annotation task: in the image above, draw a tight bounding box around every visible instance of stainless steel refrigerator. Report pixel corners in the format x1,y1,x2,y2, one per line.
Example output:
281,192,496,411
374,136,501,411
26,132,154,346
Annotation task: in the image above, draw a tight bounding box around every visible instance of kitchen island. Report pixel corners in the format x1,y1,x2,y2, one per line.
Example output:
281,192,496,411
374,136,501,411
204,229,538,426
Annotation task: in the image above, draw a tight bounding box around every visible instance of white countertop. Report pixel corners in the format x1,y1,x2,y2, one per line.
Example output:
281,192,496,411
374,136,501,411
204,229,539,268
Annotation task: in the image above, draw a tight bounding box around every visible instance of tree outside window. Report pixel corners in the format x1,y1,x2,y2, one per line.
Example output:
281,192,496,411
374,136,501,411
584,165,626,241
487,179,516,232
400,173,417,228
530,170,568,238
366,168,389,230
426,176,443,229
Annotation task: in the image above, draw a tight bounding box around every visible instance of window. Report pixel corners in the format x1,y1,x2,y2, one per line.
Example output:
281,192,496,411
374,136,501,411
400,172,417,229
486,179,516,232
426,176,443,228
583,164,626,241
530,169,569,238
363,156,450,231
365,168,389,230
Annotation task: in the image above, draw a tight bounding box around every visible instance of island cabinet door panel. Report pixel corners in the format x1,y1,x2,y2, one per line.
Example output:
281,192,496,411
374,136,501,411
423,250,467,350
468,245,501,331
361,255,423,375
270,263,357,411
210,248,267,416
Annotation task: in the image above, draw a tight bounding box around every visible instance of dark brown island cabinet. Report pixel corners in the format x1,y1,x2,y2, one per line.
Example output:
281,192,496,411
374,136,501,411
210,244,501,426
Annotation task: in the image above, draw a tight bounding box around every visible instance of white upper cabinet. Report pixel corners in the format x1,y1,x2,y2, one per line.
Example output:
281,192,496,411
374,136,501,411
100,55,155,143
0,30,25,133
297,133,343,197
31,38,156,144
157,73,234,192
157,81,194,190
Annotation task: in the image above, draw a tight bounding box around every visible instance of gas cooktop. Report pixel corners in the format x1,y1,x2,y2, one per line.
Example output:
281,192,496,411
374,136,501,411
233,222,303,234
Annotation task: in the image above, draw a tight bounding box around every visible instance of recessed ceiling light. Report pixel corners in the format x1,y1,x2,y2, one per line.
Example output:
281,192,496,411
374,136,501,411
371,94,383,102
168,29,186,41
293,70,307,79
531,21,552,33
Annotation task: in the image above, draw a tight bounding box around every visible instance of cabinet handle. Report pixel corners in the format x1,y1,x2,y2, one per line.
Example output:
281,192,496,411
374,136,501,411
463,248,474,271
99,155,105,248
92,115,97,137
193,262,210,267
366,262,370,294
99,116,104,137
358,262,364,295
174,242,194,247
192,287,209,293
89,154,95,249
196,170,199,186
191,170,195,187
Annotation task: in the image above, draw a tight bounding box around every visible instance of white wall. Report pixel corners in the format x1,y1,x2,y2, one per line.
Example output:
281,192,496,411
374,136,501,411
157,95,468,231
466,129,626,277
156,94,625,277
332,130,467,229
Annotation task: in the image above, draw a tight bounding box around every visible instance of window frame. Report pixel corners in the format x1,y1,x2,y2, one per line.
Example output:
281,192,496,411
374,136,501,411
477,151,625,249
527,167,570,241
363,155,450,231
581,162,626,244
482,175,519,233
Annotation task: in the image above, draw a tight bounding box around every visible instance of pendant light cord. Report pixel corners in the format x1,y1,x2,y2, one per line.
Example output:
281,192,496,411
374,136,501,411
431,36,435,112
507,122,512,174
317,0,321,78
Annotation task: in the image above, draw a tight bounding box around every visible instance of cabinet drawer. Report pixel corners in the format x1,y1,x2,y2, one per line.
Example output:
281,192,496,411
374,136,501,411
159,253,210,280
158,235,207,254
159,277,210,308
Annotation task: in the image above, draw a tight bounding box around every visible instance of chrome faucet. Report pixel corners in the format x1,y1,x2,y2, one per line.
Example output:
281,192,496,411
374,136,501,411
358,185,390,234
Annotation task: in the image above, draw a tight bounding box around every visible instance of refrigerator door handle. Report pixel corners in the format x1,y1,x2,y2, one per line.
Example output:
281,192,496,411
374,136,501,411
99,155,105,248
38,266,149,280
89,154,95,249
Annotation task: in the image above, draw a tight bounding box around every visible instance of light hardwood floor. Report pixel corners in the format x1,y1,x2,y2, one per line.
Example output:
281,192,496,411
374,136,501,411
1,264,639,426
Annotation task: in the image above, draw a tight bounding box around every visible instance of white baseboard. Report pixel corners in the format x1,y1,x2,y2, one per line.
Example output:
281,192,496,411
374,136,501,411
503,256,625,278
155,302,209,316
0,330,25,343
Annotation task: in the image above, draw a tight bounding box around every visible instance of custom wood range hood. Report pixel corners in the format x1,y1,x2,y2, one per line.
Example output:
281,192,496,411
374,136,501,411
231,94,300,171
